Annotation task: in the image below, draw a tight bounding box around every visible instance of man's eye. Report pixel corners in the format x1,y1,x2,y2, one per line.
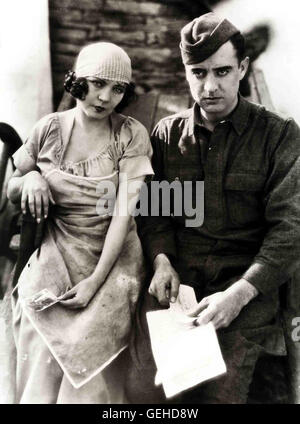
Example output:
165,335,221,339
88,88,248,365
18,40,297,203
217,69,229,76
192,70,206,78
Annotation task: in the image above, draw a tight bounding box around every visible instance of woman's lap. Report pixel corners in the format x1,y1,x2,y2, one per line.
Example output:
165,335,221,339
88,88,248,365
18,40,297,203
12,294,128,404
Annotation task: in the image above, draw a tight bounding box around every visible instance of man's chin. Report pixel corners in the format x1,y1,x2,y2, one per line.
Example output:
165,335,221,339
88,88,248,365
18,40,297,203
200,104,225,114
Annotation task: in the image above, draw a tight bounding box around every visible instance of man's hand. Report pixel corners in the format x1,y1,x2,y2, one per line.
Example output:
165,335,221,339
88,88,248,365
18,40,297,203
148,253,180,306
188,279,259,330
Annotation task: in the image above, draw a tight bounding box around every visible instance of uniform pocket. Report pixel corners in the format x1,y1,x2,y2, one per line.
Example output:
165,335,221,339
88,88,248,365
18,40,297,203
225,173,266,226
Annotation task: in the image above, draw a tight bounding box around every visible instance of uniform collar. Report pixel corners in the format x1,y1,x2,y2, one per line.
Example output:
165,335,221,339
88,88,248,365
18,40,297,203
188,94,250,136
226,95,251,135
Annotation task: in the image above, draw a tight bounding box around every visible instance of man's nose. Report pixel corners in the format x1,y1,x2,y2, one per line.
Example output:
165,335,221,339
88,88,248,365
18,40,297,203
98,86,111,102
204,75,218,94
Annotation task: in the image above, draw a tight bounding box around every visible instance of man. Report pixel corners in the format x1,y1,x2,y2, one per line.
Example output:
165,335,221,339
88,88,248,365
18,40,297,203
126,13,300,404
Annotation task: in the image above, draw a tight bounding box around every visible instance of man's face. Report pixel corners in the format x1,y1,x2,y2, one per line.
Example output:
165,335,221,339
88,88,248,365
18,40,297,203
185,41,249,122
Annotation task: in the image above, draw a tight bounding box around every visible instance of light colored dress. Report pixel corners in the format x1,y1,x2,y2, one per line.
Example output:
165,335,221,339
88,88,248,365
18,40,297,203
11,108,154,404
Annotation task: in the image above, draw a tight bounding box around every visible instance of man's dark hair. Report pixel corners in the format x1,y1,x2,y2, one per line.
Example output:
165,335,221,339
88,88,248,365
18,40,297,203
230,32,246,64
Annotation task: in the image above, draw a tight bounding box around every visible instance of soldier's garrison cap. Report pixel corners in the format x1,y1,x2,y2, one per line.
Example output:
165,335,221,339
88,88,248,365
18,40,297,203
180,12,240,65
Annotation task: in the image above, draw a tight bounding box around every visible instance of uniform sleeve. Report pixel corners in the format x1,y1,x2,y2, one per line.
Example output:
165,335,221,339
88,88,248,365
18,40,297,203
12,114,54,174
242,118,300,295
136,121,178,265
118,117,154,182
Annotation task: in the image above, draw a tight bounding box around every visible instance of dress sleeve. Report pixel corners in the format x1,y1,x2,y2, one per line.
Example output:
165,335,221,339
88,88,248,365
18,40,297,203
12,114,54,174
118,117,154,182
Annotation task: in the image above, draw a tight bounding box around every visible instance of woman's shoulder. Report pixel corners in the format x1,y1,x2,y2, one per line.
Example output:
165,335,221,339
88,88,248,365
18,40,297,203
116,113,150,147
112,113,152,159
22,112,59,148
34,108,75,132
25,110,75,154
33,111,59,131
122,114,149,137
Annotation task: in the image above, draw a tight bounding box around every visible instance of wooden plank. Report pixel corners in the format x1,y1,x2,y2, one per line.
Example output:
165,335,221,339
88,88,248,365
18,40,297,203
246,71,260,104
122,92,159,134
154,94,190,129
0,282,16,403
0,154,13,210
0,144,10,206
57,91,75,112
0,256,14,299
248,66,275,111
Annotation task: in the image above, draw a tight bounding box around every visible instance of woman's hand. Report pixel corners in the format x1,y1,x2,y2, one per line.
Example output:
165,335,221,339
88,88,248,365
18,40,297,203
59,276,102,309
21,171,55,221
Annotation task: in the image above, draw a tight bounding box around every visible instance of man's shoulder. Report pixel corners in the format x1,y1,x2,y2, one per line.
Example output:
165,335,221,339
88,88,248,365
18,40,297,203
247,99,290,127
245,98,300,147
155,108,193,129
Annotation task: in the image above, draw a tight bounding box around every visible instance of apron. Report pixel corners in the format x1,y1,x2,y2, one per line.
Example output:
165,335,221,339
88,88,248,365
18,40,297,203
13,167,145,390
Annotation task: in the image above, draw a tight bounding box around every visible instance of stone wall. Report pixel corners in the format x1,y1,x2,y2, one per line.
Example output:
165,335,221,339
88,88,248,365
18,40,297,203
49,0,198,108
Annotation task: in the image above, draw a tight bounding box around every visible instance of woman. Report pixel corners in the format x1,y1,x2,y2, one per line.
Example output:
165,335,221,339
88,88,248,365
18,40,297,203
7,42,153,404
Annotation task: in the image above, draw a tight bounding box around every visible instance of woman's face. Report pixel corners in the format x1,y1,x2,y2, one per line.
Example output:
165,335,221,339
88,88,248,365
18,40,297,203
78,77,126,120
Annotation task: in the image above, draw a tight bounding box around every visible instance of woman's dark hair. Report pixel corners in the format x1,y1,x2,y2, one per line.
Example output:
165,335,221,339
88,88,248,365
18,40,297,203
115,82,136,113
64,71,89,100
64,71,136,112
229,32,246,64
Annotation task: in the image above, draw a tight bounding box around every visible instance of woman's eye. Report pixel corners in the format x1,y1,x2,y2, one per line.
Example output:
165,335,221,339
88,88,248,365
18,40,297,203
91,80,104,88
113,87,125,95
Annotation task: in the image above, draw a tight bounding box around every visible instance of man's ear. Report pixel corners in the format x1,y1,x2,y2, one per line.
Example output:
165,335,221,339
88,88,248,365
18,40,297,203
239,56,250,80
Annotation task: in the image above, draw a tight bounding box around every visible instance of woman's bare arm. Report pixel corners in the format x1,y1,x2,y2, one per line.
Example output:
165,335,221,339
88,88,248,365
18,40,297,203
93,176,145,281
7,169,54,221
60,175,146,308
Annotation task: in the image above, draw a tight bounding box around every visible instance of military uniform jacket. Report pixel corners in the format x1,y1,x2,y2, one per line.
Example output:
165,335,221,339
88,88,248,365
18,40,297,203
137,96,300,312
